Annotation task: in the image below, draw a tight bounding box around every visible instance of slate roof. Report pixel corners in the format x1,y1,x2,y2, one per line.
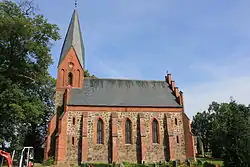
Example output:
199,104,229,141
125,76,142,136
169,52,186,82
68,78,181,107
58,9,85,69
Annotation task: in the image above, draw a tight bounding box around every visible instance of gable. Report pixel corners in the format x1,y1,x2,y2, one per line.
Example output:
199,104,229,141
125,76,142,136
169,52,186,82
68,78,181,107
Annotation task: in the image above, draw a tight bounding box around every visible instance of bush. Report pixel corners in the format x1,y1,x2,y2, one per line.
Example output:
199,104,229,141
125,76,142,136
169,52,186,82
42,156,55,166
122,162,148,167
197,159,203,165
81,163,110,167
203,162,217,167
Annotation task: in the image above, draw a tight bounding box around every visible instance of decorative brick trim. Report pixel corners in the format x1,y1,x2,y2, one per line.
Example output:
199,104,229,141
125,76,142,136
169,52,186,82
82,112,88,137
45,113,57,160
179,91,184,106
174,87,179,97
165,73,171,85
121,117,133,145
171,80,175,91
139,114,147,161
68,106,183,112
93,117,105,145
111,112,118,162
82,112,88,162
182,112,196,160
169,136,176,160
111,113,118,137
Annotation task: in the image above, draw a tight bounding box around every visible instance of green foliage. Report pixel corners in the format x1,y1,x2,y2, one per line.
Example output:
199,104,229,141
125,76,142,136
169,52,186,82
203,162,217,167
191,102,216,153
197,137,204,157
192,99,250,167
212,100,250,167
42,156,55,166
0,0,59,151
197,159,202,165
84,69,97,78
123,162,149,167
81,163,110,167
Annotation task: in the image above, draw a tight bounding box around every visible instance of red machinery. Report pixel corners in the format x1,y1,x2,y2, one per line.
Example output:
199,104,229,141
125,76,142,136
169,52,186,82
0,147,34,167
0,150,12,167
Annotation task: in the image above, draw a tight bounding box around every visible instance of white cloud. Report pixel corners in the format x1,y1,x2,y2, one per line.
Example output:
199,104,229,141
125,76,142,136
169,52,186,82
184,76,250,119
183,56,250,119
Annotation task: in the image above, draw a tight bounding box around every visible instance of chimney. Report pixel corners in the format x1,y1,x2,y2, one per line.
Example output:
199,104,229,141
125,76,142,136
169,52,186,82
171,80,175,91
174,87,179,97
166,73,171,85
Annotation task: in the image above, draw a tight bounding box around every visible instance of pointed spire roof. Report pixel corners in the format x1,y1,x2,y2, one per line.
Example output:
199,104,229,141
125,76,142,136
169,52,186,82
58,9,85,69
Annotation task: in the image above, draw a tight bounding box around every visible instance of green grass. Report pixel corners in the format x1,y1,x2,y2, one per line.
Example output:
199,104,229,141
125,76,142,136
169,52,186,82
197,157,224,166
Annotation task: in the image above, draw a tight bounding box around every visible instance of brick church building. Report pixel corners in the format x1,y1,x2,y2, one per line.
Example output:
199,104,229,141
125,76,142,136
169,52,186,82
44,9,195,165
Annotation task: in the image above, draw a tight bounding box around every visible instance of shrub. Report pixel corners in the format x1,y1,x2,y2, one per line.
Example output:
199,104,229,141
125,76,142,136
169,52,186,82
81,163,110,167
42,156,55,166
122,162,148,167
203,162,217,167
197,159,202,165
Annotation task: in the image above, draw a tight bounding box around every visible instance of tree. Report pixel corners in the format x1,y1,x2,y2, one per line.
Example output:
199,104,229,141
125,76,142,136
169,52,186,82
192,99,250,166
191,110,213,153
212,100,250,167
0,0,60,156
84,69,97,78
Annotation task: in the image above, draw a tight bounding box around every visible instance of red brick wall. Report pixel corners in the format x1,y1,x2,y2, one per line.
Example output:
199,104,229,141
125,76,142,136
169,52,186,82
47,46,84,164
44,113,57,160
182,113,195,160
56,47,83,90
55,110,68,164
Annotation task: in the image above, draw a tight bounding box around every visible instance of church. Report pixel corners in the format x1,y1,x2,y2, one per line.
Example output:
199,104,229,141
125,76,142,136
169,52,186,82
44,8,195,165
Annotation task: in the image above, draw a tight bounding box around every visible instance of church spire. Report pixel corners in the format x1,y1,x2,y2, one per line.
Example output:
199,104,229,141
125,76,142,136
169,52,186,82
58,9,85,69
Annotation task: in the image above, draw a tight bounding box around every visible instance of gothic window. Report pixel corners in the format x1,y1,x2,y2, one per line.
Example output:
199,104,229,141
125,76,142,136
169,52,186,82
73,117,75,125
125,119,132,144
176,136,179,143
68,72,73,86
97,118,104,144
72,137,75,145
77,69,81,87
175,118,178,125
152,119,159,143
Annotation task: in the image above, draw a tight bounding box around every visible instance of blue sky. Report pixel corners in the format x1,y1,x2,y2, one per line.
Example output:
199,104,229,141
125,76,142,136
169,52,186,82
28,0,250,118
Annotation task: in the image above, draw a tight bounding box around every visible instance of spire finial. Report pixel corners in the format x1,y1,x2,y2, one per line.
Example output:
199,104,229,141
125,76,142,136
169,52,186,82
74,0,78,8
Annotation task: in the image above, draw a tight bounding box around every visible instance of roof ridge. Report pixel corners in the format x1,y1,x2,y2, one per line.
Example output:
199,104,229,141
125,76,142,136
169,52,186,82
83,77,166,82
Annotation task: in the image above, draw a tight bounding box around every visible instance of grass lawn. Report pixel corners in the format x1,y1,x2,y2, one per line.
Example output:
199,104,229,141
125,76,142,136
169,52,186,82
197,157,224,166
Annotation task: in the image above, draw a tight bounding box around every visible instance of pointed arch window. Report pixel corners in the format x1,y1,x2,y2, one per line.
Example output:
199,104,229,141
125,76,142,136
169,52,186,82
152,119,159,143
125,119,132,144
77,69,81,87
72,137,75,145
97,118,104,144
68,72,73,86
